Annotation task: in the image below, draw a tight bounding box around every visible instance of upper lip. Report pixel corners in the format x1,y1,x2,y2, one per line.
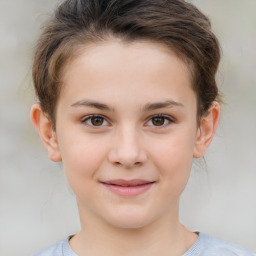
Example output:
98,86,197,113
101,179,155,186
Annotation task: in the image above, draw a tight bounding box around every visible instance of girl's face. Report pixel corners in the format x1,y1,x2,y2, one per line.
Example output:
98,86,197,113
32,40,219,229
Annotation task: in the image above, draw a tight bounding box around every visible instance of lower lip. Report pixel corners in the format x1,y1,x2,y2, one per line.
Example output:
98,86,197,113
102,182,155,197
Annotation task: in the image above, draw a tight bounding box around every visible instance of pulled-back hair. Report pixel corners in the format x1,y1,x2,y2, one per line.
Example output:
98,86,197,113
32,0,221,127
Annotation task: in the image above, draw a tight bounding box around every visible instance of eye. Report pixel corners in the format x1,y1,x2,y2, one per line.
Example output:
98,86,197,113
82,115,109,127
146,115,173,127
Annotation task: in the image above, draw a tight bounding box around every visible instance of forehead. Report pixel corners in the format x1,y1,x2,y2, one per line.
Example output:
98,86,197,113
59,39,196,109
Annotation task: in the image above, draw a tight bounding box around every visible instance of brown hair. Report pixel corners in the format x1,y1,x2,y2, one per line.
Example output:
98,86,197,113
32,0,221,128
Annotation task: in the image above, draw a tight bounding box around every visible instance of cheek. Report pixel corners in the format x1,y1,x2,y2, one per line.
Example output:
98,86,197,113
150,131,196,193
58,134,107,187
153,130,195,167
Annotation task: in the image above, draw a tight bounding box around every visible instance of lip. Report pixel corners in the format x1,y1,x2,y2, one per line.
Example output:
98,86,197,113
101,179,155,197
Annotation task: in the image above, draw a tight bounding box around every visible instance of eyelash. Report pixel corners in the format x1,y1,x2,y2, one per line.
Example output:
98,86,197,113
146,114,174,127
81,114,109,127
81,114,174,128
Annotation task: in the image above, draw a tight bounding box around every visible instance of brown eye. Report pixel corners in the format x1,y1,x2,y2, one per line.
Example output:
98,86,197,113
151,116,165,126
82,115,108,127
146,115,173,127
91,116,104,126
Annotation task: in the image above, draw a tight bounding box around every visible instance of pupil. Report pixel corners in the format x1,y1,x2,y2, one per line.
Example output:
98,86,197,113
92,117,103,126
152,117,164,126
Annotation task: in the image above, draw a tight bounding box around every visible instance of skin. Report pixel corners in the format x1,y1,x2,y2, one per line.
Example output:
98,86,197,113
31,39,220,256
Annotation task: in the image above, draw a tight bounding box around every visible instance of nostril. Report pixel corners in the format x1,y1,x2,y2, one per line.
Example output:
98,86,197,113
114,161,121,167
108,147,147,168
113,161,141,168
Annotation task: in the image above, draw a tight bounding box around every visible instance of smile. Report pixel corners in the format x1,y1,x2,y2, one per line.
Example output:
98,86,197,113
101,179,155,197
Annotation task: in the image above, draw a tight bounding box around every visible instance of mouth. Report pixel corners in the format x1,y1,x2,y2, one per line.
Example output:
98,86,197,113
100,179,155,197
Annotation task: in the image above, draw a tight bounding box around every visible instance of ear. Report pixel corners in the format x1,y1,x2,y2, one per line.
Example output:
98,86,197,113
30,103,62,162
193,102,220,158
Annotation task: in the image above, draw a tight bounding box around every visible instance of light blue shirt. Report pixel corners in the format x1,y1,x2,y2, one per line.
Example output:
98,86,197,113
33,232,254,256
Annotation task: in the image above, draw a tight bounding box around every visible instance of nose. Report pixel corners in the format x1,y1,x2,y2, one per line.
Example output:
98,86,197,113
107,126,147,168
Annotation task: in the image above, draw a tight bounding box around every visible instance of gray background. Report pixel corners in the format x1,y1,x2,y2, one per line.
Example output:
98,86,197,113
0,0,255,255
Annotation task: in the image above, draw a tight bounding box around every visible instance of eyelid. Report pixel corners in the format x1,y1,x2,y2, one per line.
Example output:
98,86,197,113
80,114,174,128
145,114,175,127
81,114,110,127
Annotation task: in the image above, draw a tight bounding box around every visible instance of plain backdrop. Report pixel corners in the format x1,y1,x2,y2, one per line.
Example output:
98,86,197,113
0,0,255,255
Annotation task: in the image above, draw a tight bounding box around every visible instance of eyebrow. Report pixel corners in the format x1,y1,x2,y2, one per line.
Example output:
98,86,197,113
142,100,184,112
70,100,111,111
70,99,184,111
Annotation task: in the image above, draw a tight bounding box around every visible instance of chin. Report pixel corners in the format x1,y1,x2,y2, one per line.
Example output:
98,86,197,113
103,210,155,229
108,219,150,229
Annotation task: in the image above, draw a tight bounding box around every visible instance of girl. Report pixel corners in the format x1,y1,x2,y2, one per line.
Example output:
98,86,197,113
30,0,254,255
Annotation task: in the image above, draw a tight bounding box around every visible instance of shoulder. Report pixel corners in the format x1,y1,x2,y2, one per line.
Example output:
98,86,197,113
33,237,76,256
33,240,63,256
184,232,255,256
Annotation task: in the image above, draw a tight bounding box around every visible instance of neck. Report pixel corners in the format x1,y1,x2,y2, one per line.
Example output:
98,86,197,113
69,201,197,256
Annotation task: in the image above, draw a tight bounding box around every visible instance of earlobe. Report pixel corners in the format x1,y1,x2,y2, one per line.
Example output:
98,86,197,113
193,102,220,158
30,104,62,162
